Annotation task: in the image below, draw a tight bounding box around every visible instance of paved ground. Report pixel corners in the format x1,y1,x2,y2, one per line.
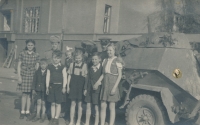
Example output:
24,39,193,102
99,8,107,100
0,67,196,125
0,68,126,125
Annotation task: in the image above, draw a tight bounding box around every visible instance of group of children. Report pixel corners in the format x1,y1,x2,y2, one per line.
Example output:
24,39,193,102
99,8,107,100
17,36,123,125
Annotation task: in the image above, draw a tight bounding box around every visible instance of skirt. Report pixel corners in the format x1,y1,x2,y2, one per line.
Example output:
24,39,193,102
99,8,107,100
100,73,120,102
17,75,33,93
69,74,85,101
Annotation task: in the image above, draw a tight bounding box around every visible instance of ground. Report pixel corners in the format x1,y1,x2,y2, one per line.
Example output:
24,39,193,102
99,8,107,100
0,68,197,125
0,68,126,125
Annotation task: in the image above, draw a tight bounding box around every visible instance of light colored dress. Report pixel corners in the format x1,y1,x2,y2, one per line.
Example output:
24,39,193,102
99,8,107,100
100,56,122,102
17,50,39,92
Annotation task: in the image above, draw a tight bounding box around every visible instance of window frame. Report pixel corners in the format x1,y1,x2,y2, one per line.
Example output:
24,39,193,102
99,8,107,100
103,4,112,34
23,6,40,33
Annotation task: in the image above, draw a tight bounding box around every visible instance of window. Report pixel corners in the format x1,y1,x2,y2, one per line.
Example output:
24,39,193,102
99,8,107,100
1,10,11,31
24,7,40,33
103,5,111,33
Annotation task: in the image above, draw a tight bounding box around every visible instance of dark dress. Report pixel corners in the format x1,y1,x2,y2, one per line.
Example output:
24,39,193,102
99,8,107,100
32,68,47,100
68,63,86,101
47,64,66,103
84,64,102,105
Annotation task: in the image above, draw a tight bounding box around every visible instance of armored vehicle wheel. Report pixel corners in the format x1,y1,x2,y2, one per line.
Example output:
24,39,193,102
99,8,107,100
126,94,168,125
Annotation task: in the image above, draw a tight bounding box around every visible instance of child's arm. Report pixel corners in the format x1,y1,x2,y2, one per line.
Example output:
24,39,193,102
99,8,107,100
62,67,67,93
67,74,71,93
67,63,73,93
110,67,122,95
46,69,50,95
32,72,37,90
93,74,104,90
17,61,22,83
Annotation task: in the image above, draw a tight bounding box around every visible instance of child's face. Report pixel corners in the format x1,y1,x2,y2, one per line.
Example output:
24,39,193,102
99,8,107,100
52,55,61,64
26,42,35,51
75,55,82,64
92,55,101,66
40,62,48,70
65,52,72,58
51,42,59,50
107,46,115,57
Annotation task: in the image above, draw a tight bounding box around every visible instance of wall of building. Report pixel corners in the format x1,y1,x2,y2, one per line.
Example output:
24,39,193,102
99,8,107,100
94,0,120,34
64,0,97,34
118,0,161,33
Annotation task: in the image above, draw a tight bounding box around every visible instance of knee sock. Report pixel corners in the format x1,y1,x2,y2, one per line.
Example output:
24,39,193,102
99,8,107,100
21,110,25,114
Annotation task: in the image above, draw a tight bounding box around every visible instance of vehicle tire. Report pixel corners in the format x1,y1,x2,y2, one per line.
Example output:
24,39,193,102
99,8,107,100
126,94,169,125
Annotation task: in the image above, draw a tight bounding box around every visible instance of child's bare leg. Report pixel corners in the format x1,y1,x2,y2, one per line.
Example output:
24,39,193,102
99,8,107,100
26,94,31,114
21,93,26,113
76,101,82,125
69,100,76,125
109,102,115,125
51,103,56,119
55,103,61,119
36,99,42,117
100,101,107,125
41,101,46,115
94,105,99,125
85,103,91,125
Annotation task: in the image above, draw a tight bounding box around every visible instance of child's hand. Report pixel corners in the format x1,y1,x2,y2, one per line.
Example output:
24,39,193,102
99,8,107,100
67,87,70,94
93,82,100,90
62,87,66,94
110,88,116,96
32,90,37,95
84,90,87,96
46,88,49,95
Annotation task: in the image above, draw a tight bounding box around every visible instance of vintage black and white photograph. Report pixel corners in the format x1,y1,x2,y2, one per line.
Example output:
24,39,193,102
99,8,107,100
1,0,200,125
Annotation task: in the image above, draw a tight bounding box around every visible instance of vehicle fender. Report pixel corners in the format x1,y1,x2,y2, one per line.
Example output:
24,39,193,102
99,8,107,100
132,84,179,123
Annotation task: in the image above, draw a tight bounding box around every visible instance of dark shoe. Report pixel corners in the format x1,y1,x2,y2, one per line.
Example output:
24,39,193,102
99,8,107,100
26,113,36,121
32,117,40,122
19,114,25,119
40,114,46,123
65,120,70,125
48,118,54,125
26,114,31,121
59,112,65,118
53,119,59,125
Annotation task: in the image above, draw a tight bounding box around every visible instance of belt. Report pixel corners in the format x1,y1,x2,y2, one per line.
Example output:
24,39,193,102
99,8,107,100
53,83,62,84
104,72,118,76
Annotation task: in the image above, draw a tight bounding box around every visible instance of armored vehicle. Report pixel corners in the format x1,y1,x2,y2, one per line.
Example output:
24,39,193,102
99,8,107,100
117,32,200,125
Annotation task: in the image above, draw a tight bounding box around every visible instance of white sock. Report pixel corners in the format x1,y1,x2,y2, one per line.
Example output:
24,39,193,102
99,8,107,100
25,110,30,114
21,110,25,114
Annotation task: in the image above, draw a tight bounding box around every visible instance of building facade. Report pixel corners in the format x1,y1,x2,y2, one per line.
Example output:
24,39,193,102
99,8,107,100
0,0,176,65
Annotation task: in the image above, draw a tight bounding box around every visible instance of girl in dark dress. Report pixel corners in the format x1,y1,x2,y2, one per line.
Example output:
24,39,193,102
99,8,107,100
67,50,87,125
17,39,39,119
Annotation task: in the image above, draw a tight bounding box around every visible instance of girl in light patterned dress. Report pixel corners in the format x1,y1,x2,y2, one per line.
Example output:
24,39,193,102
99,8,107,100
17,39,39,120
93,43,123,125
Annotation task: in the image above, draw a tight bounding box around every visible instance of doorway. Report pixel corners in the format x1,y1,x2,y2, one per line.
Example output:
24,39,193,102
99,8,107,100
0,38,8,66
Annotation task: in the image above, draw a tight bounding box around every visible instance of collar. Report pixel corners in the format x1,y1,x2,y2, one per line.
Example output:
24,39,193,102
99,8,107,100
26,50,34,55
41,69,46,72
108,56,117,60
92,63,100,69
53,63,61,67
75,62,82,66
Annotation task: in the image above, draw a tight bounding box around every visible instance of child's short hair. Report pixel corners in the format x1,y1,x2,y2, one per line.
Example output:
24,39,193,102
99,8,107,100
65,50,73,55
92,52,101,59
52,50,62,58
74,49,83,57
40,58,48,64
